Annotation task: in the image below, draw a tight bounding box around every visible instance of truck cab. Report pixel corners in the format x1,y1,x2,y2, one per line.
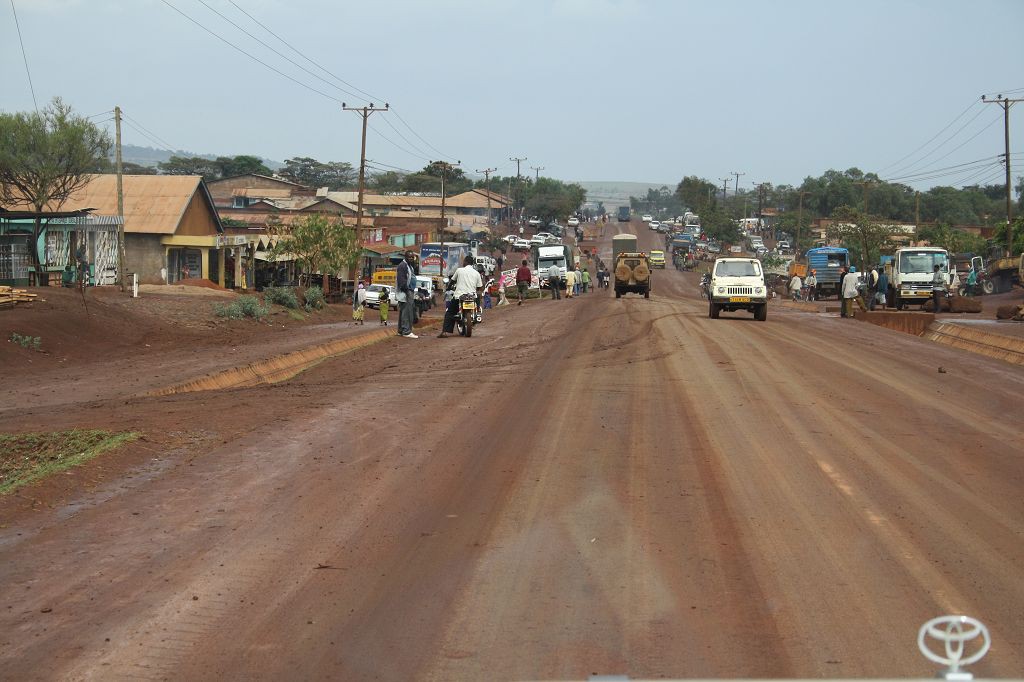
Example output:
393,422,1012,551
708,257,768,321
889,246,950,309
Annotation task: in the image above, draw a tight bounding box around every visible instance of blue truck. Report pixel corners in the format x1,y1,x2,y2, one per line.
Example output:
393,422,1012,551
805,247,850,300
617,206,631,222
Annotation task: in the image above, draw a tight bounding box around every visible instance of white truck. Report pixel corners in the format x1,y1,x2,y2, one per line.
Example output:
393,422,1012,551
708,257,769,321
532,244,574,288
889,246,950,310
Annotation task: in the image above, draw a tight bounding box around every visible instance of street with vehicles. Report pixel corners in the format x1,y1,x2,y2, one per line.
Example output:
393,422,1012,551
1,221,1023,680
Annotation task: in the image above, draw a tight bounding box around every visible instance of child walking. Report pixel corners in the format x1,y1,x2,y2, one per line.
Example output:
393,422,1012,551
379,287,390,325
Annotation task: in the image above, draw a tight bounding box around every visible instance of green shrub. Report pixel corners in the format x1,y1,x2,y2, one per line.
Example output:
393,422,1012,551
214,295,270,320
303,286,325,310
264,286,299,309
9,332,42,351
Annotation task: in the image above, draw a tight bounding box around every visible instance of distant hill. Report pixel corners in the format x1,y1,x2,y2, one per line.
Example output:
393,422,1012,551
576,180,675,209
117,144,282,170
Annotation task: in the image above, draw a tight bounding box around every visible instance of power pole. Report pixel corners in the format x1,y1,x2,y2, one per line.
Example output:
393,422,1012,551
434,161,461,278
510,156,527,225
343,101,389,283
797,190,811,261
114,106,126,292
982,94,1022,255
731,171,745,196
476,167,497,227
720,178,730,202
530,165,544,182
915,191,920,227
854,180,874,215
752,182,769,238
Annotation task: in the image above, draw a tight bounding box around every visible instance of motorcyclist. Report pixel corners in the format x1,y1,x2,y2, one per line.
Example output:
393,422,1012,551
438,255,483,338
699,271,711,299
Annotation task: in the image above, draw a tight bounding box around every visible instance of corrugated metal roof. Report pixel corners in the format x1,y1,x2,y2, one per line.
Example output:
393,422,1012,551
3,175,211,235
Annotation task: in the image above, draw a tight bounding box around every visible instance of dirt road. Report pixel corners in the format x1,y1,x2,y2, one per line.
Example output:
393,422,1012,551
2,223,1023,680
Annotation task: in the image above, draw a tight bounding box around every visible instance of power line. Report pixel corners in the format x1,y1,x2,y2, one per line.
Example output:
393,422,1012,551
223,0,458,162
122,113,180,152
159,0,344,104
885,155,997,182
226,0,381,104
9,0,37,111
885,105,989,177
195,0,368,104
368,123,433,162
878,98,980,173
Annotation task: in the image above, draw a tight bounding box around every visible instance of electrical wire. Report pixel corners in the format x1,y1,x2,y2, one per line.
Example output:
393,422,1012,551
158,0,447,165
195,0,369,105
226,0,382,104
122,113,180,152
224,0,459,162
159,0,343,104
885,156,996,182
885,106,989,177
877,98,980,174
9,0,37,111
901,113,1004,177
368,124,432,162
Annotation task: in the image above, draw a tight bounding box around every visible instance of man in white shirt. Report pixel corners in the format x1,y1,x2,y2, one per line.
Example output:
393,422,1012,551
438,255,483,338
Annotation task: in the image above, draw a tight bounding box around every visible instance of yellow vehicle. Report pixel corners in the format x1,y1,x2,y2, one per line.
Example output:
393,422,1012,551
372,268,397,286
649,250,666,268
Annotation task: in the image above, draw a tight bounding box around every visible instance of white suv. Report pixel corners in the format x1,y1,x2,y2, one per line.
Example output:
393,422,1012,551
708,257,768,321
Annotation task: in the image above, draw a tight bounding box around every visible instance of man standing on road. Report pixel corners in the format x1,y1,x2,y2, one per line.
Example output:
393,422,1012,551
547,262,562,300
396,251,419,338
789,274,802,301
842,266,867,318
875,265,889,309
932,264,947,315
438,255,484,338
581,266,591,294
805,269,817,301
838,266,850,317
516,259,532,305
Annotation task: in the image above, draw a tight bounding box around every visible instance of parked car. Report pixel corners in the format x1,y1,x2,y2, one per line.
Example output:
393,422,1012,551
503,234,519,244
641,214,653,222
708,242,722,254
528,216,541,227
649,220,660,231
567,216,580,227
513,238,531,250
364,283,394,309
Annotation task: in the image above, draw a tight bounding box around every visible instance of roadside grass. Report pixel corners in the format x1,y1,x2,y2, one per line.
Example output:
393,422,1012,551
0,429,140,495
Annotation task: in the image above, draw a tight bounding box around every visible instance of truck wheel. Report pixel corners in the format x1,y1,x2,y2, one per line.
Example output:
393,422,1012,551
981,279,995,295
754,303,767,321
709,301,720,319
896,297,905,311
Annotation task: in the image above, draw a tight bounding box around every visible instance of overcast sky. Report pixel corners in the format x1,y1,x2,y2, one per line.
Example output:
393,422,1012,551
3,0,1022,191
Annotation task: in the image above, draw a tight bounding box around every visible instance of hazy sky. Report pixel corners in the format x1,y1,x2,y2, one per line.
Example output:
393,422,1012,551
2,0,1022,191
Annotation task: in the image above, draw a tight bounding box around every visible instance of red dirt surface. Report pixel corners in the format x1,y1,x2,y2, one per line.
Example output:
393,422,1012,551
1,227,1022,679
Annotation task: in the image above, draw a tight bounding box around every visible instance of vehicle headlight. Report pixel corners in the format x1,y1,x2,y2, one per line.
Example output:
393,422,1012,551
717,286,725,294
755,287,763,294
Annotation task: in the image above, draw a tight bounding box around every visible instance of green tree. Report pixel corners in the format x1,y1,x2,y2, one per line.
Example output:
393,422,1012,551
369,170,405,192
0,97,112,270
523,177,586,223
268,213,361,286
280,157,355,190
917,223,987,255
215,155,271,178
675,176,718,213
700,205,740,244
827,206,901,268
158,154,220,178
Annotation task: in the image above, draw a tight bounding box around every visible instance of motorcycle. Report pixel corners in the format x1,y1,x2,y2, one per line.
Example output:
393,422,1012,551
455,293,476,337
699,274,710,300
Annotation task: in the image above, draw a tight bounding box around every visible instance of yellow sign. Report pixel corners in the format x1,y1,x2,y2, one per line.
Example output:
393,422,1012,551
730,296,750,303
